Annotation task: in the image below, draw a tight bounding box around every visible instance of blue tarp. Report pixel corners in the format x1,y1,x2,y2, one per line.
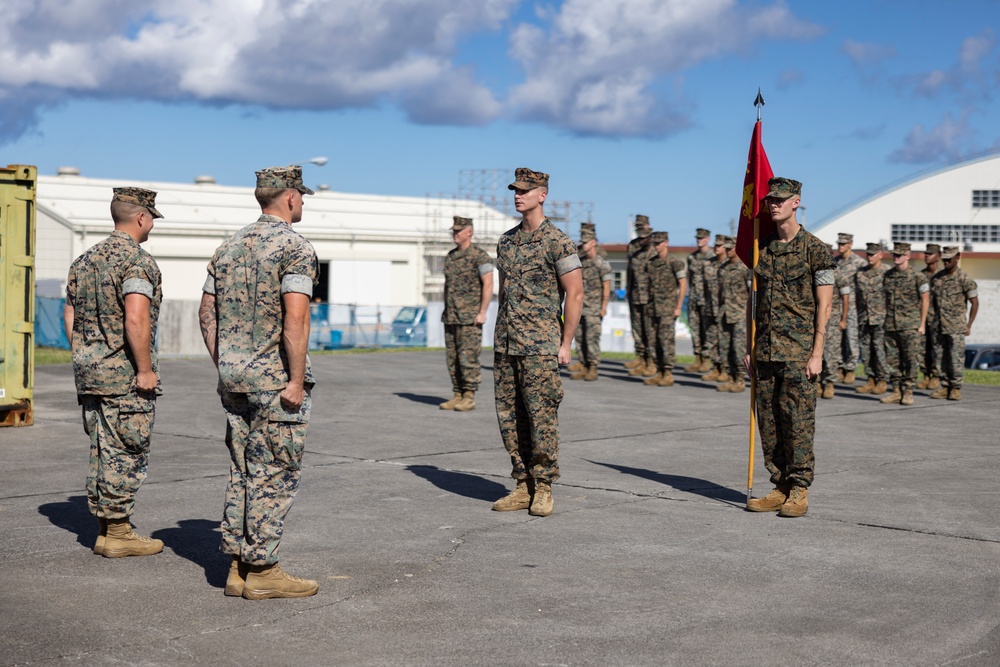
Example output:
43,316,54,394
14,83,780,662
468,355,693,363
36,296,69,348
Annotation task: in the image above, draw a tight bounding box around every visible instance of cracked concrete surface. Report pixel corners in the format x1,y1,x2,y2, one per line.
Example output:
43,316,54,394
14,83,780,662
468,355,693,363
1,351,998,666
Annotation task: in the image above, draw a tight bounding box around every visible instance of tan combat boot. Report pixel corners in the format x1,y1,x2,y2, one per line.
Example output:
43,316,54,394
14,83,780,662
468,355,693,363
439,392,462,410
656,371,675,387
242,563,319,600
778,487,809,517
929,386,949,399
716,380,733,392
93,517,107,555
856,378,875,394
584,366,599,381
627,360,648,376
102,518,164,558
492,480,532,511
698,357,714,372
727,378,746,393
879,388,902,404
623,357,643,370
684,356,702,372
453,391,476,412
715,372,731,385
948,387,962,401
567,361,584,373
872,381,888,395
821,382,835,399
900,389,914,406
926,377,941,390
569,369,588,380
644,371,664,386
746,485,789,512
529,481,553,517
843,370,855,384
225,556,248,597
916,376,930,390
641,358,658,377
701,366,720,382
837,368,845,383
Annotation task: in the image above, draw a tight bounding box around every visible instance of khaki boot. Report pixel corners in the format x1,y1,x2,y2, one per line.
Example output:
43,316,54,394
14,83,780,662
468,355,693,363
453,391,476,412
644,371,664,386
529,481,553,517
569,370,588,380
584,366,599,381
926,377,941,390
492,480,532,512
716,381,733,392
778,486,809,517
916,376,930,390
439,392,462,410
698,358,714,372
746,485,789,512
821,382,835,399
567,361,584,373
856,378,875,394
880,388,902,404
684,356,702,372
843,370,855,384
929,387,949,399
715,372,731,385
872,381,888,396
93,517,107,555
727,379,746,393
656,371,675,387
102,518,163,558
948,387,962,401
242,563,319,600
225,556,248,597
627,361,648,377
641,358,658,377
900,389,914,406
623,357,643,370
701,367,720,382
837,368,845,383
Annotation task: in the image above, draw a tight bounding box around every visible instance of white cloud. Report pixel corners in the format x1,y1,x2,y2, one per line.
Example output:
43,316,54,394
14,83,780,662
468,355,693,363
889,113,972,164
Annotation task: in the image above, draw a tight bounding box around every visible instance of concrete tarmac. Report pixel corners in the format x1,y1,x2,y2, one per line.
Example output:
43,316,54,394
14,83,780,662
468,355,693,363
2,352,998,667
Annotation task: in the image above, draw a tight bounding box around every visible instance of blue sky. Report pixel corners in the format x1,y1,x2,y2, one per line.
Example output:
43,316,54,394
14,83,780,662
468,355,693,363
3,0,999,243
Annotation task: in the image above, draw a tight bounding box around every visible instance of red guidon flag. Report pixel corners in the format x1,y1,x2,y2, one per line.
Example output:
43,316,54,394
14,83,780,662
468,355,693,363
735,120,775,267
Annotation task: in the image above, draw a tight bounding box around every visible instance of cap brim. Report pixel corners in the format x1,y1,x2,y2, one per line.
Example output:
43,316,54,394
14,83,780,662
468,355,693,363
508,181,534,191
148,207,164,219
297,185,315,196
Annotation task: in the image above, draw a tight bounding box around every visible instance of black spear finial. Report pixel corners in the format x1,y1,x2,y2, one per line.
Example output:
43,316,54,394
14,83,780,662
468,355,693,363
754,88,765,121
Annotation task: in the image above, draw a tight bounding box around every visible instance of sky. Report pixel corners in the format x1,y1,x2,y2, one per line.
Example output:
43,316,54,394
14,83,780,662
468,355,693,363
2,0,999,243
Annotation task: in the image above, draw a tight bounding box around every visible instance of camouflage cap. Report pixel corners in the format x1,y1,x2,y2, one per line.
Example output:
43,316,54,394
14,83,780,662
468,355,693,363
696,228,710,239
940,245,961,259
255,165,315,195
451,216,473,231
892,242,912,255
925,243,941,255
635,225,652,239
765,177,802,200
634,214,650,227
112,187,163,219
714,233,727,246
580,222,597,243
837,233,854,245
650,231,669,244
721,235,736,249
508,167,549,191
865,242,884,253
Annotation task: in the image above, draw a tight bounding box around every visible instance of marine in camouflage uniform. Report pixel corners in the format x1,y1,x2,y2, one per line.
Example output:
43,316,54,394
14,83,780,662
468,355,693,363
745,178,834,518
200,165,320,599
64,187,165,557
571,222,612,381
880,242,930,405
715,236,750,392
699,236,726,381
854,242,890,395
918,244,944,389
626,215,656,375
686,228,714,371
834,233,867,381
440,216,494,410
492,168,583,518
644,231,687,386
820,244,850,398
929,246,979,400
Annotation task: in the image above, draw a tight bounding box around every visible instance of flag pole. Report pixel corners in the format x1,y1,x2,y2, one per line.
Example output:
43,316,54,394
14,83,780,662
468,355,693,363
747,89,765,504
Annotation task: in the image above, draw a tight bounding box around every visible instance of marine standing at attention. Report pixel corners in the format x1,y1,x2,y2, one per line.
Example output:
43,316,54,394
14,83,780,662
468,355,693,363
625,215,656,377
854,242,890,396
643,231,687,387
570,222,612,382
880,242,929,407
686,228,715,373
928,246,978,401
491,168,583,518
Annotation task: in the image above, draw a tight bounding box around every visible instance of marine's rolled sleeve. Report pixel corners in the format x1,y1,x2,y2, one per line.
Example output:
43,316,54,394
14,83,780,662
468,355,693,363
478,261,495,276
555,254,582,276
202,275,216,295
281,274,314,296
815,269,835,286
122,278,154,299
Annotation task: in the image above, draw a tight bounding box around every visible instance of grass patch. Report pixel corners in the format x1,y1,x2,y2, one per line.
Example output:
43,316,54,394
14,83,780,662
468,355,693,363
35,347,72,365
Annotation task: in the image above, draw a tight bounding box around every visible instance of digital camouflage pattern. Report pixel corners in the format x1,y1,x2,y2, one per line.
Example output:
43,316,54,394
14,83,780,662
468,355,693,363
701,254,723,365
112,187,163,218
647,254,687,371
627,239,655,359
577,253,613,367
755,361,817,488
920,262,943,379
508,167,549,191
494,353,563,483
219,389,311,565
686,245,715,358
494,219,580,356
66,230,163,395
82,393,155,519
835,252,866,371
205,214,319,392
855,264,891,382
821,270,848,385
858,322,888,383
931,267,978,388
443,245,493,324
716,256,750,380
885,329,922,391
445,325,484,393
753,227,836,362
255,165,314,195
883,266,929,332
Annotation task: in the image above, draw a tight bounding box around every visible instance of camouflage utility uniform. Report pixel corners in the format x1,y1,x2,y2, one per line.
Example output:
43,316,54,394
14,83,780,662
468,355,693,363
494,219,581,483
204,214,319,565
921,260,943,380
687,244,715,362
701,253,722,370
753,228,835,489
577,252,613,369
883,266,929,393
821,270,850,387
647,253,687,374
67,230,162,520
716,255,750,383
835,252,866,372
931,267,978,390
627,238,655,364
855,263,890,383
443,244,494,394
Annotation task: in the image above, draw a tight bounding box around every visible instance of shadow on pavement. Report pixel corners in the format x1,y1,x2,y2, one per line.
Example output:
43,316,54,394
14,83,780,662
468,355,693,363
152,519,229,590
395,392,446,407
586,460,744,506
406,464,508,503
38,495,97,551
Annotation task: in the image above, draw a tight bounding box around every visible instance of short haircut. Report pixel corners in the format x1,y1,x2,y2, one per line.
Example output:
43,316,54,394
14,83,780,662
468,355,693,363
110,200,147,224
255,187,290,209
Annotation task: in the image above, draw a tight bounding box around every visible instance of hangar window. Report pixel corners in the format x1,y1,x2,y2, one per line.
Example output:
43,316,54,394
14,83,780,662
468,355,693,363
891,224,1000,243
972,190,1000,208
